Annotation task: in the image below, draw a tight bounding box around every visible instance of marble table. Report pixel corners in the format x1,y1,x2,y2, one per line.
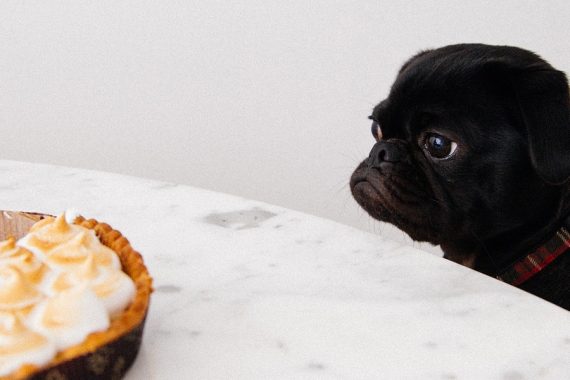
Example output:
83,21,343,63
0,160,568,380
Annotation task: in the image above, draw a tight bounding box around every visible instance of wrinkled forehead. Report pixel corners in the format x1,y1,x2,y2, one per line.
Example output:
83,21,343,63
372,58,514,138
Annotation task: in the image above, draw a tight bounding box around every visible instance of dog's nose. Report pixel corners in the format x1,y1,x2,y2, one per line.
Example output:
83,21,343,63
366,141,404,168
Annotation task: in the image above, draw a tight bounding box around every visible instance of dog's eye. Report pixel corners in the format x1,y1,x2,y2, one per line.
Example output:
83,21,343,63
371,121,382,141
423,133,457,159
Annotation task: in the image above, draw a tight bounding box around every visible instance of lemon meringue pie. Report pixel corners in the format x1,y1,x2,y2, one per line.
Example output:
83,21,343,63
0,212,151,380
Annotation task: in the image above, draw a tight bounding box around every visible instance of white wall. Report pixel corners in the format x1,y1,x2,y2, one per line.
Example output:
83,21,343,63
1,1,568,251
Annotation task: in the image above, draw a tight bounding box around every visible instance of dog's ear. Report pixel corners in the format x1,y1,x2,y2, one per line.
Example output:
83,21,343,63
512,66,570,185
483,51,570,185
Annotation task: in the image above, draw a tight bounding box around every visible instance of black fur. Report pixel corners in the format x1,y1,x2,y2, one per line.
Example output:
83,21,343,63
350,44,570,310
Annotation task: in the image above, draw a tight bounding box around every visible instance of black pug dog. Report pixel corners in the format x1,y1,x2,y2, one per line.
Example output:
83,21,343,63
350,44,570,311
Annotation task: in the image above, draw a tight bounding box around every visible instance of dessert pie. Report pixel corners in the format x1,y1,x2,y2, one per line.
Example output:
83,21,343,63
0,211,152,380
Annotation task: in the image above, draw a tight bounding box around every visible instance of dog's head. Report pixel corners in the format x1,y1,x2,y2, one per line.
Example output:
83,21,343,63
351,44,570,265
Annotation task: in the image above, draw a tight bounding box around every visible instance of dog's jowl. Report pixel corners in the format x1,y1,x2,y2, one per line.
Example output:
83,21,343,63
351,44,570,310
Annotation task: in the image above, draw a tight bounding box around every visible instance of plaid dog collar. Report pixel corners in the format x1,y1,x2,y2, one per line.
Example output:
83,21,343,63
497,221,570,286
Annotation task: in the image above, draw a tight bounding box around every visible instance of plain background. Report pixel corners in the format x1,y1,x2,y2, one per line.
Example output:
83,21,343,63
1,1,569,252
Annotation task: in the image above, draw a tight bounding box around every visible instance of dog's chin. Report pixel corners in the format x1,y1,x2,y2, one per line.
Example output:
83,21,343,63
350,165,441,244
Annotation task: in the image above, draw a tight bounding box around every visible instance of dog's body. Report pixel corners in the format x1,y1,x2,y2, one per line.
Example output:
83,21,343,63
350,44,570,310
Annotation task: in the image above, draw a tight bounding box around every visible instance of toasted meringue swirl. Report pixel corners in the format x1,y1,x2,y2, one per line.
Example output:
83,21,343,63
48,253,135,316
0,267,43,311
27,285,110,350
0,238,47,286
46,230,120,271
20,214,79,255
0,312,56,376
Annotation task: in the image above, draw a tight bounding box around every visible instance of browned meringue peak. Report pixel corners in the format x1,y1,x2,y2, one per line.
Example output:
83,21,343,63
91,270,128,298
20,213,82,258
0,311,56,377
29,213,70,234
27,285,109,350
44,230,120,272
0,238,46,285
0,237,18,254
0,312,51,355
49,253,99,293
49,254,135,316
0,267,43,311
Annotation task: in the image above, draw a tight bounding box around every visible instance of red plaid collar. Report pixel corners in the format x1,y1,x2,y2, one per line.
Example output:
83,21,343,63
497,221,570,286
